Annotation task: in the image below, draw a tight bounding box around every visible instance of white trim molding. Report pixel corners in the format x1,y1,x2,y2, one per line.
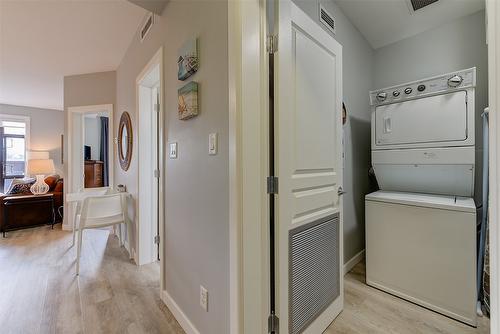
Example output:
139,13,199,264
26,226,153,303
343,249,365,275
487,1,500,332
161,291,200,334
229,0,269,333
135,46,164,271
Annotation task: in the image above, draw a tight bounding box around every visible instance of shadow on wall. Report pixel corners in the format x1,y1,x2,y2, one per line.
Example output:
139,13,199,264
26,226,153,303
347,116,376,243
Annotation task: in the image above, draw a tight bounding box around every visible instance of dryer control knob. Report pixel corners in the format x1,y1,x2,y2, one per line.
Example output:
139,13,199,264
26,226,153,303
448,75,463,87
404,87,412,94
376,92,387,102
393,91,400,97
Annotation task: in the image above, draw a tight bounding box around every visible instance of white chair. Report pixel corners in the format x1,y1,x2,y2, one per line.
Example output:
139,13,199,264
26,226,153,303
75,193,128,275
71,188,109,246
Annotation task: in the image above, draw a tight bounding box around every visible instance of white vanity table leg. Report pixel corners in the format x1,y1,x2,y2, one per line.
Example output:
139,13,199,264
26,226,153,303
120,194,133,260
72,201,81,247
127,220,133,260
115,224,123,247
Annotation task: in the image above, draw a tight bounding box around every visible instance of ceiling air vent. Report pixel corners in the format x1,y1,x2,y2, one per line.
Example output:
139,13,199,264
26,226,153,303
409,0,439,11
319,5,336,34
140,12,154,42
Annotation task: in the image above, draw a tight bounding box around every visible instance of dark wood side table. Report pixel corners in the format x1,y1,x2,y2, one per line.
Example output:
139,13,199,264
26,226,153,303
2,193,55,237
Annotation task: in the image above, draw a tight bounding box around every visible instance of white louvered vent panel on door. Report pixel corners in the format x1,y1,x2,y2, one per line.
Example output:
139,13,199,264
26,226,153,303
289,214,340,334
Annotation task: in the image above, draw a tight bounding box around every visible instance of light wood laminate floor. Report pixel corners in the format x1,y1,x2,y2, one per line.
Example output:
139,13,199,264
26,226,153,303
0,225,184,334
0,225,490,334
326,262,490,334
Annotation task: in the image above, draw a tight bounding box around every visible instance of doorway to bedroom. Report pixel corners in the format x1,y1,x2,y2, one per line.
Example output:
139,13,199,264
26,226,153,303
136,47,164,267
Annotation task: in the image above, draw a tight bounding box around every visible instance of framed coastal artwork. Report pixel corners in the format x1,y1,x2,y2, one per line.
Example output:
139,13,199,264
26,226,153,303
177,38,199,81
178,81,199,120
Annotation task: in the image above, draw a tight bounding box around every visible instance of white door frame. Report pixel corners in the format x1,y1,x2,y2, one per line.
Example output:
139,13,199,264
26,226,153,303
135,47,165,275
64,104,114,230
487,0,499,332
228,0,271,333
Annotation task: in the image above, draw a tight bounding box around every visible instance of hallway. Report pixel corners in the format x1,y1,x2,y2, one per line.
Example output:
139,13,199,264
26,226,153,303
0,226,183,334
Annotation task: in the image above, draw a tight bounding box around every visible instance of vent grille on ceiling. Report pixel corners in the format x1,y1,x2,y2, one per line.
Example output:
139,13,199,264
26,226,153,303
140,12,154,42
319,5,336,34
410,0,439,11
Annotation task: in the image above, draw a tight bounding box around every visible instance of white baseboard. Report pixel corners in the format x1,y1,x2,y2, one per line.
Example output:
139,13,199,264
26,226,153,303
161,290,200,334
343,249,365,275
61,223,72,231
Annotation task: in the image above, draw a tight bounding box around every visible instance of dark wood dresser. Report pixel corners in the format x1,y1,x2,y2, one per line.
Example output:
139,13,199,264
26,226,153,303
84,160,104,188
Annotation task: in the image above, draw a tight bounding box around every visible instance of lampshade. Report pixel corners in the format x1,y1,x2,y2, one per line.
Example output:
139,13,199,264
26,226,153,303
27,158,55,175
27,151,49,160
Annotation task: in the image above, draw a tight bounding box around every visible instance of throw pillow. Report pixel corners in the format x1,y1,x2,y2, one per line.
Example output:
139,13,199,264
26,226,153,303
6,177,35,194
8,179,35,195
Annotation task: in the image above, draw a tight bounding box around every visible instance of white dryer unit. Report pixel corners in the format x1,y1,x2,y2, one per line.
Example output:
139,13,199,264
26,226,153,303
370,68,476,197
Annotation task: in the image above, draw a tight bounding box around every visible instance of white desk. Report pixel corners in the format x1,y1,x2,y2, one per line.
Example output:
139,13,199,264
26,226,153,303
66,190,132,258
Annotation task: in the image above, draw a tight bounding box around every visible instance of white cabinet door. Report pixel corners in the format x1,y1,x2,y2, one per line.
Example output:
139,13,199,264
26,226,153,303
276,2,343,334
375,91,468,146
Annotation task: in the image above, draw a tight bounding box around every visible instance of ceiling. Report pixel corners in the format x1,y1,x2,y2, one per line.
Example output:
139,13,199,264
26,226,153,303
335,0,485,49
0,0,146,111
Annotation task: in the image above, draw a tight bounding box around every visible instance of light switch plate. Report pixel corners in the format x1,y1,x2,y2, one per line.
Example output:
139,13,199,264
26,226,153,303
169,142,178,159
200,285,208,311
209,133,218,155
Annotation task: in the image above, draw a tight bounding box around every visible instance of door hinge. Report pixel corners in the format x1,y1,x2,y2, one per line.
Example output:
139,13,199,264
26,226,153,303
154,169,160,178
266,35,278,54
268,313,279,333
154,103,160,113
267,176,279,194
154,235,160,244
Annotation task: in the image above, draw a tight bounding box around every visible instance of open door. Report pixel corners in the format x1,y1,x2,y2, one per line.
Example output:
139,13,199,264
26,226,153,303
273,2,343,333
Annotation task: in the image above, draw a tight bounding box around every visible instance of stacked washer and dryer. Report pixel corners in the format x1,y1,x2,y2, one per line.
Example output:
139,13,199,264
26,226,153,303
366,68,478,326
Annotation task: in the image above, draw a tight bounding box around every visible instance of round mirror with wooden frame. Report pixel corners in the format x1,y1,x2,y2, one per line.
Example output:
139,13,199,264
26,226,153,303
118,111,133,171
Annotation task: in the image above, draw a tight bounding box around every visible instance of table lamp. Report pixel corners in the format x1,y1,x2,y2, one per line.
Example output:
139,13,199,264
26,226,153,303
27,151,55,195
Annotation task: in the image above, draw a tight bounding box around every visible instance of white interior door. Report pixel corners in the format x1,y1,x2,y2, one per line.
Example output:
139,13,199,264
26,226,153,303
275,2,343,334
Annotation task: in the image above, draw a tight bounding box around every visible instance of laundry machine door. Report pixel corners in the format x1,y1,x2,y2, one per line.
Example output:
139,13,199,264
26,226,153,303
375,91,467,147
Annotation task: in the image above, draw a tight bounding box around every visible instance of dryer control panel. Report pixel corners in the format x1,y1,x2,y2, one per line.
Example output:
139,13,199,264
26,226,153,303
370,68,476,106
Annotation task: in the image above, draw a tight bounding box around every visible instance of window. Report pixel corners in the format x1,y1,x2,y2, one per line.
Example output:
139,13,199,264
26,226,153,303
0,116,30,192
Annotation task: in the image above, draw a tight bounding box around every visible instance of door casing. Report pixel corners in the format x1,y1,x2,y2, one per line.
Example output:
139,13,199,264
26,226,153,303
135,47,165,272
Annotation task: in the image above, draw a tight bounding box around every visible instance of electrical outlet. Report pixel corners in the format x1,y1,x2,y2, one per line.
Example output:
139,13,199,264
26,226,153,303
200,285,208,312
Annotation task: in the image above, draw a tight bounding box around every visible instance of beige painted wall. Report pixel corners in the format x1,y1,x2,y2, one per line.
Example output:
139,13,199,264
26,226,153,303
115,1,229,333
0,103,64,176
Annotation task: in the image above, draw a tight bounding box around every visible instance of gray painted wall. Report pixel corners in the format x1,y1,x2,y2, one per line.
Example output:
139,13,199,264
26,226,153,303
115,1,229,333
293,0,375,263
0,103,64,176
373,10,488,205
